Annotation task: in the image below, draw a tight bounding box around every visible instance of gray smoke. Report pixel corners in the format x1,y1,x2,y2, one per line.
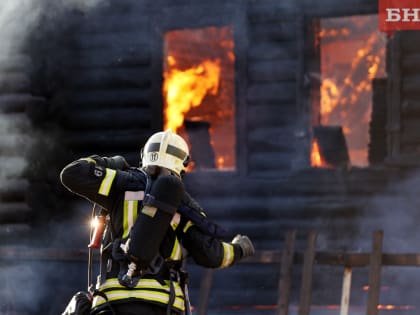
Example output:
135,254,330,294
0,1,107,314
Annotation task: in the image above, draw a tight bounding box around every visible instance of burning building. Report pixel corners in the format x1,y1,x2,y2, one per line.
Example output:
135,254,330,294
2,0,420,314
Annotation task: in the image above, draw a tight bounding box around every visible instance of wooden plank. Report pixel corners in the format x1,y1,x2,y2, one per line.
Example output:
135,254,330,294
339,267,352,315
276,230,296,315
298,230,317,315
196,268,214,315
365,230,383,315
400,31,420,53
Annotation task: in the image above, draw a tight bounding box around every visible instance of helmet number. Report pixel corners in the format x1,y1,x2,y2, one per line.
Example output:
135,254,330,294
149,152,158,162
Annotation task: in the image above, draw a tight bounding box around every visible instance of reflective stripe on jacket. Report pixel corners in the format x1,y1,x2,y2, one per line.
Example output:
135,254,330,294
92,278,185,312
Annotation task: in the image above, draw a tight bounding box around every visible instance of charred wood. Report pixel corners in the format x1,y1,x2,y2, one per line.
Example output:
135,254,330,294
63,129,150,150
0,73,31,94
0,94,45,114
61,108,151,130
248,126,295,152
0,54,32,73
0,203,32,223
248,5,296,23
76,31,150,50
400,31,420,53
248,59,297,83
369,78,387,165
247,82,296,104
401,99,420,116
249,22,297,42
0,179,28,202
248,152,294,171
64,88,151,108
62,48,151,69
66,67,151,90
248,42,297,61
247,104,297,127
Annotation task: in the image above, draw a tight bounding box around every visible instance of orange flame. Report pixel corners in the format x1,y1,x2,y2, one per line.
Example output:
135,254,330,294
310,138,331,168
163,57,221,132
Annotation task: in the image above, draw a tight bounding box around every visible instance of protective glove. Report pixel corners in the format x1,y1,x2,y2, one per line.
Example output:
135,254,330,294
104,155,130,170
232,234,255,258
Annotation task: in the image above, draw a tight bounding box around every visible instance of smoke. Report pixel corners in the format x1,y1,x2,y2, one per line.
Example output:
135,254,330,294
0,1,108,314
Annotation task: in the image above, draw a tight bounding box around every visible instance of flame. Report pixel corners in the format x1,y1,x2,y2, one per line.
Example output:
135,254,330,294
310,138,332,168
163,57,221,132
318,15,386,166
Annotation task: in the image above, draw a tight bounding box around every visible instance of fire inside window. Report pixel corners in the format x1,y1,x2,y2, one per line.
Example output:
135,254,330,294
311,15,386,168
162,26,236,171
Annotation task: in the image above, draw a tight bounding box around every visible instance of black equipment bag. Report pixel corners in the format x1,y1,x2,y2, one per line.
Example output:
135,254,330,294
61,291,92,315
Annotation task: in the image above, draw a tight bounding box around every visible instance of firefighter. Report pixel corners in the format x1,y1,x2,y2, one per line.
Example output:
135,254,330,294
60,130,255,315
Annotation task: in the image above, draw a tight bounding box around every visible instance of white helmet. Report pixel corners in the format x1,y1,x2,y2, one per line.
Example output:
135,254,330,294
141,130,190,176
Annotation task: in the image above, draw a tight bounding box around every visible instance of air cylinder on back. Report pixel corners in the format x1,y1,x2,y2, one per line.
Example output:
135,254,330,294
127,174,184,269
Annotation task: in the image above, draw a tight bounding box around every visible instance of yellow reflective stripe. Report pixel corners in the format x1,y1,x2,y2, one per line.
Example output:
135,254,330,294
92,290,185,310
79,157,96,163
93,278,185,310
183,220,194,233
122,200,138,239
97,278,184,296
98,168,116,196
220,242,234,268
168,237,182,261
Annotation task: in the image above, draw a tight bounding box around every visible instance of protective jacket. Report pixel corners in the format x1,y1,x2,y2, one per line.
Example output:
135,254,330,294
60,156,243,314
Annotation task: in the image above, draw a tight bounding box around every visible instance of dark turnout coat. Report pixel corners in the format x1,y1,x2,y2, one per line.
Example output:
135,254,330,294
60,156,243,313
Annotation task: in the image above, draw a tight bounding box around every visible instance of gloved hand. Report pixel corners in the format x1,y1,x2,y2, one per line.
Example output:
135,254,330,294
104,155,130,170
232,234,255,258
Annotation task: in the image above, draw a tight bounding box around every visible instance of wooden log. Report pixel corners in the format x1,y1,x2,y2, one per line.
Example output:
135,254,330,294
0,54,32,72
61,108,152,130
248,59,297,83
0,94,45,113
401,52,420,75
247,82,296,104
63,88,151,108
402,74,420,97
0,135,34,156
0,72,30,94
248,5,296,23
400,118,420,145
66,67,151,90
247,104,297,127
0,223,31,238
401,99,420,116
0,179,28,202
0,112,32,130
76,31,151,50
250,22,297,42
248,151,294,171
249,42,297,61
400,31,420,53
62,48,151,69
79,13,150,34
248,126,296,152
0,202,32,223
63,129,150,150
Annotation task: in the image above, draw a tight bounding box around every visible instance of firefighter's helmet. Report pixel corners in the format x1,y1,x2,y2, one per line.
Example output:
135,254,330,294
141,130,190,176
